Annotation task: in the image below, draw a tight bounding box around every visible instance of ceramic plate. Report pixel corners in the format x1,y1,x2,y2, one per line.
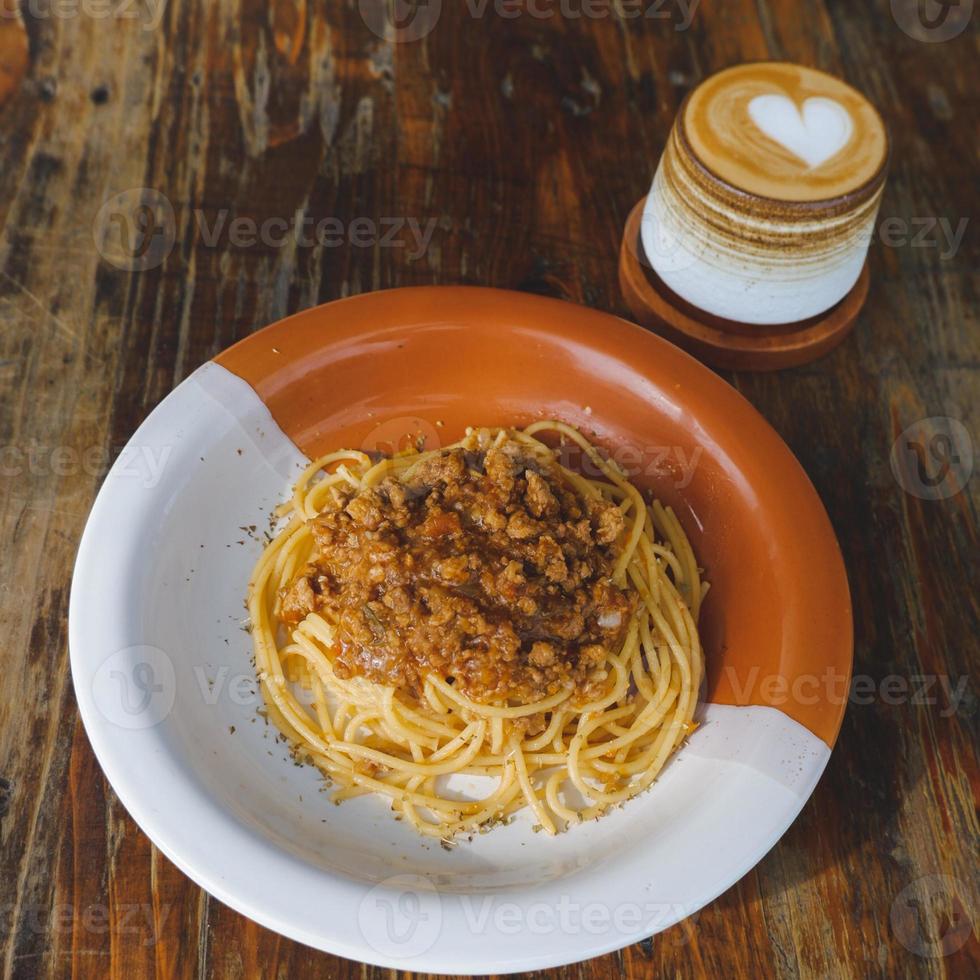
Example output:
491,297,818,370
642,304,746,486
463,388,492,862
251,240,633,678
69,287,852,973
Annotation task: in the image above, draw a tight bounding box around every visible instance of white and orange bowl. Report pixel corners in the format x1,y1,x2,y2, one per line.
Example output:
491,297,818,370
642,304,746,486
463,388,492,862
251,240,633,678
69,287,852,973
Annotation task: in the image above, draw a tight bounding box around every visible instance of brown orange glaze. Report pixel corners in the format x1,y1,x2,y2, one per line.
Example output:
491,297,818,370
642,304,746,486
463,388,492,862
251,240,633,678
216,287,853,746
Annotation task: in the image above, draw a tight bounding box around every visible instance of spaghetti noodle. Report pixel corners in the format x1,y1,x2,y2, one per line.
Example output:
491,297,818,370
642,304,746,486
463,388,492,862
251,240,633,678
247,422,706,839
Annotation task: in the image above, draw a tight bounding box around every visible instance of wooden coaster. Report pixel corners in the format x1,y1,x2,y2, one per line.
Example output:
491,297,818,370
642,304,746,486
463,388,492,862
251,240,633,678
619,198,869,371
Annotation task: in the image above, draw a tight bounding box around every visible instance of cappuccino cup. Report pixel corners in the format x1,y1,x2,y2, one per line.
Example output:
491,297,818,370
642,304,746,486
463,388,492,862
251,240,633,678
642,62,889,325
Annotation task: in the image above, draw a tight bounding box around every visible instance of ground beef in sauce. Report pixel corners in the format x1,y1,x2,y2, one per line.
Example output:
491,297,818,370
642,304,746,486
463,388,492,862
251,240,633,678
278,433,635,704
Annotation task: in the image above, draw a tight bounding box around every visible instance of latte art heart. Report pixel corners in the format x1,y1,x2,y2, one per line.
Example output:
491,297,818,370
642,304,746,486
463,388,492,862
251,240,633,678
682,62,886,201
748,94,854,169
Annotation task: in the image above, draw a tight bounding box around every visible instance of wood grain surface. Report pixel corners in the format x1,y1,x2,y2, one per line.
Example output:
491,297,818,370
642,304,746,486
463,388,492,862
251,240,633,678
0,1,976,977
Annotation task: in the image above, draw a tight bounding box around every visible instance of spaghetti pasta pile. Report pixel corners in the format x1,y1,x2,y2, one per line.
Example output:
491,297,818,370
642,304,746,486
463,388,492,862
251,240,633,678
247,422,706,839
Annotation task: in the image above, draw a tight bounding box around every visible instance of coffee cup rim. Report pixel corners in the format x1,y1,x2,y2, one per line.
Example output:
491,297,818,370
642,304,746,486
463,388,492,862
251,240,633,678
674,60,891,211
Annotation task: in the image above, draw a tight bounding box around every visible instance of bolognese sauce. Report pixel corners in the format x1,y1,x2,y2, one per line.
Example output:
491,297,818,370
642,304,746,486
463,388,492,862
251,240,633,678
279,434,635,704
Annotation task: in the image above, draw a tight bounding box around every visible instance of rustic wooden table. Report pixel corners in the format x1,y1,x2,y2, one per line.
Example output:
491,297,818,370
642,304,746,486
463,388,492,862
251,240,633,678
1,1,976,977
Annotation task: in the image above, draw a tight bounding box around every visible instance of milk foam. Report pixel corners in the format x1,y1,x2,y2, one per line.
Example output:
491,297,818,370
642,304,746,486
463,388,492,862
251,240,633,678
747,95,853,169
683,62,887,203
